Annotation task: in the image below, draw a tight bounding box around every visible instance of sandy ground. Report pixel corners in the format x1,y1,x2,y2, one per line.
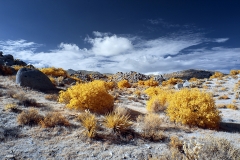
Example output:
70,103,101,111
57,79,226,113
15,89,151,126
0,75,240,159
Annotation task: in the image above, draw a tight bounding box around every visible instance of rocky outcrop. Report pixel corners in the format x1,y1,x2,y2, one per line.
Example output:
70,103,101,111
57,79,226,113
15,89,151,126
16,68,55,91
163,69,214,80
0,51,26,67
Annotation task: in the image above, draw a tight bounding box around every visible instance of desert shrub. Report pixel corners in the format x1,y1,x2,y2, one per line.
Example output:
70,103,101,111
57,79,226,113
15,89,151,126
146,90,171,112
17,108,43,125
166,88,221,129
105,81,116,90
103,112,132,134
45,94,58,101
189,77,198,82
137,113,164,141
58,80,114,114
77,111,97,138
17,97,38,107
12,65,24,71
0,65,13,75
230,70,240,75
40,112,70,128
210,71,224,79
169,135,183,151
48,76,56,85
40,67,68,77
134,90,141,97
138,78,159,87
4,103,17,111
144,87,163,98
226,104,238,110
218,94,230,100
161,78,182,86
117,79,131,89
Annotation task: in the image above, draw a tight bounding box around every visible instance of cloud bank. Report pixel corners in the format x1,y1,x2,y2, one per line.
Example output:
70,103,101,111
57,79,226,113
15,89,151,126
0,32,239,74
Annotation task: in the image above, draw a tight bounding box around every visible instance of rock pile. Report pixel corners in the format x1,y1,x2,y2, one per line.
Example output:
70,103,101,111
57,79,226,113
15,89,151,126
0,51,26,66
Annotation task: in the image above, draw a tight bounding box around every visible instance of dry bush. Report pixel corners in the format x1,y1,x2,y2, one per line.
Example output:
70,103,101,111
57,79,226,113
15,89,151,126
161,78,182,86
17,108,43,125
6,90,17,98
169,135,183,151
59,80,114,114
218,94,230,100
202,85,209,89
226,104,238,110
216,104,226,108
146,94,169,113
113,106,129,116
45,94,58,101
138,113,164,141
117,79,131,89
40,112,70,128
210,71,224,79
17,96,38,107
77,111,97,138
134,89,141,97
0,65,14,75
48,76,56,85
4,103,18,112
230,69,240,76
103,112,132,134
205,81,212,84
189,77,198,82
138,78,159,87
40,67,68,77
197,136,240,160
166,88,221,129
220,87,228,91
105,81,116,90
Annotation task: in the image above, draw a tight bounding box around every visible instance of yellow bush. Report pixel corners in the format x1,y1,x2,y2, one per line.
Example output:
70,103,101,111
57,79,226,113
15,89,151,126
144,87,163,98
230,70,240,75
117,79,131,89
146,90,172,112
189,77,198,82
210,72,224,79
226,104,238,110
58,80,114,114
161,78,182,86
138,78,159,87
40,67,68,77
166,88,221,129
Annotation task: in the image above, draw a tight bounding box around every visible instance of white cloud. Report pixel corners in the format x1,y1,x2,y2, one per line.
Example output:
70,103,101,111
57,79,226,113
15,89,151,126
215,38,229,43
0,32,238,74
86,33,132,56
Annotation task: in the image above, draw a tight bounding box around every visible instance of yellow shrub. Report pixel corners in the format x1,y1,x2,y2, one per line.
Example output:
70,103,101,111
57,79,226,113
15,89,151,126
117,79,131,89
161,78,182,86
144,87,163,98
226,104,238,110
210,72,224,79
40,67,68,77
138,78,159,87
58,80,114,114
146,89,172,112
230,70,240,75
189,77,198,82
166,88,221,129
134,90,141,97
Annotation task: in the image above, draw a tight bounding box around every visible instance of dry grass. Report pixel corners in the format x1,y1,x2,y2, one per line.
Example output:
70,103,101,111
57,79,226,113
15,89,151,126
17,108,44,126
45,94,58,101
169,135,183,151
4,103,18,112
218,94,230,100
226,104,238,110
40,112,70,128
77,111,97,138
103,112,132,134
137,113,165,141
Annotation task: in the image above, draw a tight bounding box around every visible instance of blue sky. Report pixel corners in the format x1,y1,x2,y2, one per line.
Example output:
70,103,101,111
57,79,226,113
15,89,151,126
0,0,240,74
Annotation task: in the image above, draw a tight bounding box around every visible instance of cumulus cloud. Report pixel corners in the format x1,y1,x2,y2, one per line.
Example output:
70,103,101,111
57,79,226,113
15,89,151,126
86,34,132,56
0,32,239,74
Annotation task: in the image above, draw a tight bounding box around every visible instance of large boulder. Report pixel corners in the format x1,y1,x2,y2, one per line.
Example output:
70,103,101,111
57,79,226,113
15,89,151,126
16,68,55,91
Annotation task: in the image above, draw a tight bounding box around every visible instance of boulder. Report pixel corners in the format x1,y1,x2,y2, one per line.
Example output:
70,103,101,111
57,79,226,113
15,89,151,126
174,83,183,89
16,68,55,91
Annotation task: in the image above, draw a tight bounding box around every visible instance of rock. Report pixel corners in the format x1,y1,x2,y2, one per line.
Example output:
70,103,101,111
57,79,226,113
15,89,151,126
183,80,190,88
174,83,183,89
16,68,55,91
4,54,14,61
